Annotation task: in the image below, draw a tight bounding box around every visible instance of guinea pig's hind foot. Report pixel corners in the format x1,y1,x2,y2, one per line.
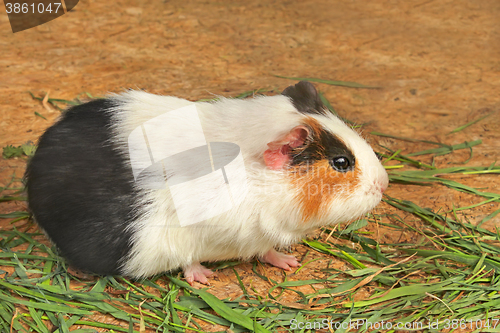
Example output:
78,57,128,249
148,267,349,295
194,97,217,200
260,248,300,271
183,262,213,286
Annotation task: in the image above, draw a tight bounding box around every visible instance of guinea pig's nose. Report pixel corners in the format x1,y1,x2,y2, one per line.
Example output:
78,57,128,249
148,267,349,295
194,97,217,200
376,175,389,193
380,182,388,193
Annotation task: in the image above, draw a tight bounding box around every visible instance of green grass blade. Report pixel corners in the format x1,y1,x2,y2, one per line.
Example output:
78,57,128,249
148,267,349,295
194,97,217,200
169,277,272,333
275,75,381,89
448,111,496,134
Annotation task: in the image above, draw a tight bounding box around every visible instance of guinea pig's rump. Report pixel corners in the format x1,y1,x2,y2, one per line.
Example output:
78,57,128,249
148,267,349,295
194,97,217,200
25,99,139,275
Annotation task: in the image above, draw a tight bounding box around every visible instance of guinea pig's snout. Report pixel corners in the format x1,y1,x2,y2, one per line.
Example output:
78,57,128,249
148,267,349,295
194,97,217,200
378,180,388,193
375,174,389,194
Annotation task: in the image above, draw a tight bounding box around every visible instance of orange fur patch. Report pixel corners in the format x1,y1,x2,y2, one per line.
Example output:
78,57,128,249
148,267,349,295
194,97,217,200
289,156,361,222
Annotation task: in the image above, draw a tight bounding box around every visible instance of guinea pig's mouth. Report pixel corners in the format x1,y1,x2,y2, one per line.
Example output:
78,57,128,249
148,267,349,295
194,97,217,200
365,185,384,197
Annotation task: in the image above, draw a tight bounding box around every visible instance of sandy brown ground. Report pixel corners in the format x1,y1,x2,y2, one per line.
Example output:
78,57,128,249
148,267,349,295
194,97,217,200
1,0,499,331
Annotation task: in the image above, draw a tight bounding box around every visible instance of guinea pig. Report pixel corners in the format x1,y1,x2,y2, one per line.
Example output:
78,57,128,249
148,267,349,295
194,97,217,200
25,81,388,285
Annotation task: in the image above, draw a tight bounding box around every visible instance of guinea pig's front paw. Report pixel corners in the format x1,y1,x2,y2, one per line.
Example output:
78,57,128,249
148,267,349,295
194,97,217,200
260,248,301,271
183,262,213,286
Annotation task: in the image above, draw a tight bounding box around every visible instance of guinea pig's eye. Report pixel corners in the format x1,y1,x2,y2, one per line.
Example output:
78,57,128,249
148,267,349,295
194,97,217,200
330,156,353,172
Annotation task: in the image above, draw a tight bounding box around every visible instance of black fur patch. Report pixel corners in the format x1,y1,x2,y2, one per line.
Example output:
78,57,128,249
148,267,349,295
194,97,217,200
282,81,327,115
25,99,140,276
290,127,355,171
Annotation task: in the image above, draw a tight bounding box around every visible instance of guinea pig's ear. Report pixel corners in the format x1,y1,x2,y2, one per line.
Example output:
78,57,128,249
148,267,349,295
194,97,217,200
282,81,326,115
264,126,310,170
